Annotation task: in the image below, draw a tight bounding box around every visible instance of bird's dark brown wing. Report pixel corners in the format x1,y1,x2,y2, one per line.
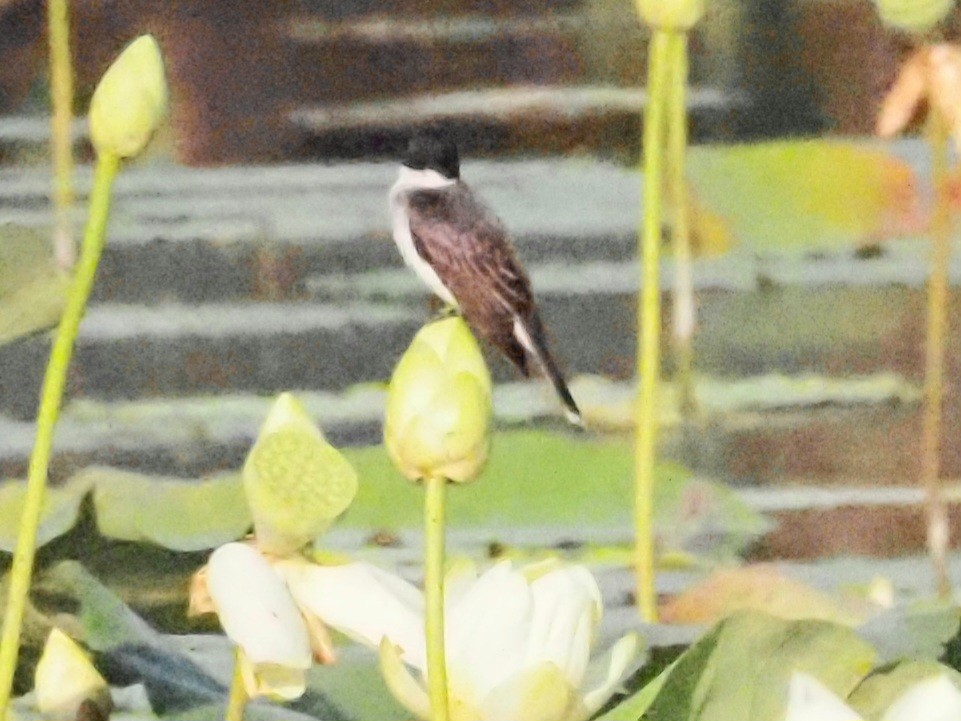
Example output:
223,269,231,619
406,183,536,371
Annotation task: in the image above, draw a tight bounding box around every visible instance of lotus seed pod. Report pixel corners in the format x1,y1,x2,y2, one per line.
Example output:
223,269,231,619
874,0,955,32
636,0,705,30
244,393,358,556
89,35,168,158
385,317,492,483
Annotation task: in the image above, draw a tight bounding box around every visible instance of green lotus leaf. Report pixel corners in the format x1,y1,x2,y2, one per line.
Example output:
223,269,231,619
86,466,249,551
847,660,961,719
616,611,876,721
0,224,69,346
0,473,95,552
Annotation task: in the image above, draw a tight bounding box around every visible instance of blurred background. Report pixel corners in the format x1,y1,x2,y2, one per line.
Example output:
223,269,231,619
0,0,918,163
3,3,961,699
0,0,957,560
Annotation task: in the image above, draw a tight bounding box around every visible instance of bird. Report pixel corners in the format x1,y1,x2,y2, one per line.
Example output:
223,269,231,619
388,130,582,426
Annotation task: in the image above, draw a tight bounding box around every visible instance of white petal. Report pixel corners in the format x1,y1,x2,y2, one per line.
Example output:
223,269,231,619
579,633,641,718
379,639,432,721
205,544,311,671
527,566,599,686
445,561,533,701
785,672,862,721
277,559,427,671
480,662,575,721
444,557,479,610
884,674,961,721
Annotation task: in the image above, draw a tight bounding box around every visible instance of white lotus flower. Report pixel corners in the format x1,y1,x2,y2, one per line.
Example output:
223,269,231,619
307,559,639,721
785,673,861,721
786,671,961,721
885,674,961,721
191,542,418,701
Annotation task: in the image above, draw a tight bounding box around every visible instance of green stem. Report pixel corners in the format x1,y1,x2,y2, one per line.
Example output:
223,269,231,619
666,34,695,418
923,108,952,599
226,648,248,721
634,29,674,624
48,0,75,271
0,152,119,716
424,475,449,721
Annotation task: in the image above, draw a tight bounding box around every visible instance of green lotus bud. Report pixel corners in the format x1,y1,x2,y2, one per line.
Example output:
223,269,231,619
35,629,111,720
89,34,168,158
636,0,705,30
244,393,358,556
874,0,954,32
385,317,492,483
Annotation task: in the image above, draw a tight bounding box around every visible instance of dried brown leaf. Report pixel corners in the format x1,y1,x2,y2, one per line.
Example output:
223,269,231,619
187,566,215,617
878,49,929,138
929,44,961,149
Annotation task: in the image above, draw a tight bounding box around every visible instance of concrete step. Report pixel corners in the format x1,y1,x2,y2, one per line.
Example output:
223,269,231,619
0,301,421,419
0,115,93,167
282,14,584,104
1,266,956,422
288,84,740,159
0,158,643,303
291,0,582,21
0,377,935,488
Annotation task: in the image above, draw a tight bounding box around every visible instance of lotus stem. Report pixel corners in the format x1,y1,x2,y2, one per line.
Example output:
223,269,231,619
226,648,248,721
634,28,675,624
666,33,695,417
48,0,75,271
922,107,952,599
0,152,120,716
424,474,450,721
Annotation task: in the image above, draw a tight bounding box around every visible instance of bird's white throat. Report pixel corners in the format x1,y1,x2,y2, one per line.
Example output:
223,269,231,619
389,167,458,306
392,165,457,192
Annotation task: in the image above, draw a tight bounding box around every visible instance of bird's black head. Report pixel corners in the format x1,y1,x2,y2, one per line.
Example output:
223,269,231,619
404,130,460,180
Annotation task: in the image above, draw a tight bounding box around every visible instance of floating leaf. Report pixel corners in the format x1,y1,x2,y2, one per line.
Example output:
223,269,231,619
629,611,876,721
597,659,678,721
0,225,68,346
857,600,961,662
303,648,408,721
659,565,878,627
573,372,919,431
848,661,961,719
686,141,923,254
38,561,159,651
0,473,95,553
86,466,250,552
344,430,765,557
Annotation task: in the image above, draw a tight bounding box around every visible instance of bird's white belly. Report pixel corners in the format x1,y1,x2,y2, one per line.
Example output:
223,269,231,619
390,198,458,307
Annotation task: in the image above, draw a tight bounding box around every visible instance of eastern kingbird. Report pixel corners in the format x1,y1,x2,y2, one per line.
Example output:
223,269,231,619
389,130,582,425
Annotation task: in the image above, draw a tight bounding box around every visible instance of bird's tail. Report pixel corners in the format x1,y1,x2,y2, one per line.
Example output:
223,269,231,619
513,315,583,427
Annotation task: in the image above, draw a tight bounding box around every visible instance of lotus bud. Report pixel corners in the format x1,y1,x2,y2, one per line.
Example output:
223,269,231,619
244,393,358,556
89,35,168,159
384,317,492,483
873,0,954,32
35,628,111,720
636,0,705,30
